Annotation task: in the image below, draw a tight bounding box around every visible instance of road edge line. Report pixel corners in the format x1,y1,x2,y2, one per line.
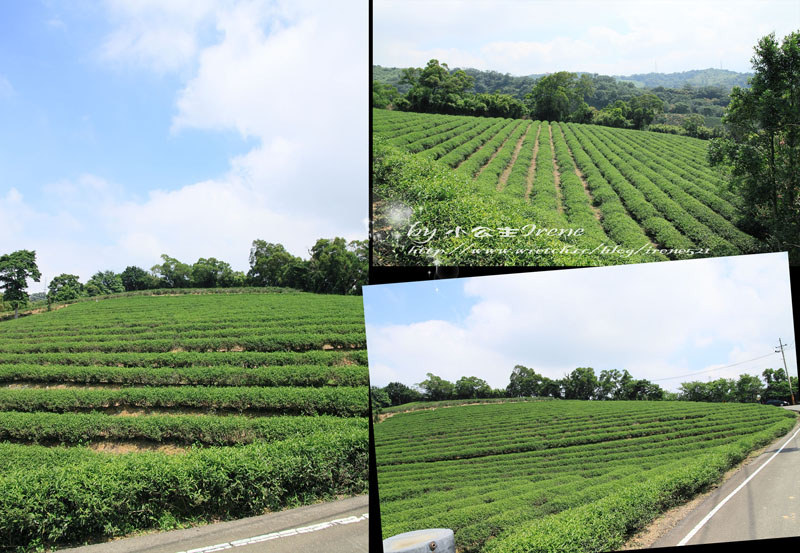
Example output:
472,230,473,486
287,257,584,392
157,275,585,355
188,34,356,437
176,513,368,553
677,424,800,546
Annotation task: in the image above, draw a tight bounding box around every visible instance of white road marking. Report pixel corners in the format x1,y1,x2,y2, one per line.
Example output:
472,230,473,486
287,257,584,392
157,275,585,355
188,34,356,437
176,513,368,553
678,426,800,546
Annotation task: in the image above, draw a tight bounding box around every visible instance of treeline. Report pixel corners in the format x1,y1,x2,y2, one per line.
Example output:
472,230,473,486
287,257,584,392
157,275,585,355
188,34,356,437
0,238,366,317
370,365,798,409
373,60,725,138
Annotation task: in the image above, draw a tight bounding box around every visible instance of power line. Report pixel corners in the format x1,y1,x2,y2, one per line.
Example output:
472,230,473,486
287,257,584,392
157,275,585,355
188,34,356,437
650,351,781,382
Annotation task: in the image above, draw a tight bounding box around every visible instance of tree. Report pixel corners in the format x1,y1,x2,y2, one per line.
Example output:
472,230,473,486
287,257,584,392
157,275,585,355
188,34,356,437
526,72,592,122
734,373,764,403
384,382,422,406
705,378,736,402
628,94,664,129
562,367,599,400
454,376,492,399
539,377,563,399
597,369,633,400
85,271,124,297
0,250,42,318
762,367,792,402
398,59,475,114
247,240,302,288
679,380,712,402
191,257,235,288
417,373,455,401
507,365,546,397
708,31,800,260
594,104,630,128
681,113,705,136
151,255,191,288
370,386,392,409
120,266,158,291
47,274,84,303
372,81,400,109
307,238,366,295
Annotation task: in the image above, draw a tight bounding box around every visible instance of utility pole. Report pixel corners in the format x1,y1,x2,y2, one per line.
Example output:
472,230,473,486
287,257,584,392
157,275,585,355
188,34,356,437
775,338,795,405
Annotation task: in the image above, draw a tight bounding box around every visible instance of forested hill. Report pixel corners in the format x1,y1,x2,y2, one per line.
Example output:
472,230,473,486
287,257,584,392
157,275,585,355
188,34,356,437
615,68,753,89
373,65,752,97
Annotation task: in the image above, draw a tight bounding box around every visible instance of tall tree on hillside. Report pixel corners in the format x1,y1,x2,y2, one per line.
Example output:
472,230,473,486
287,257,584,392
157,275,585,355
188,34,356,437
372,81,400,109
0,250,41,318
396,59,475,114
384,382,423,406
191,257,235,288
417,373,455,401
507,365,547,397
85,271,124,297
628,94,664,129
734,373,764,403
370,386,392,409
47,274,84,303
151,255,191,288
562,367,599,400
120,266,158,291
526,72,593,122
709,31,800,259
454,376,492,399
306,238,366,295
248,241,302,287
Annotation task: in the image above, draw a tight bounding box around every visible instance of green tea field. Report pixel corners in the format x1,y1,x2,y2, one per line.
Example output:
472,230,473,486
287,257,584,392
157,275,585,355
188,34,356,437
372,109,762,266
0,291,369,550
374,400,797,553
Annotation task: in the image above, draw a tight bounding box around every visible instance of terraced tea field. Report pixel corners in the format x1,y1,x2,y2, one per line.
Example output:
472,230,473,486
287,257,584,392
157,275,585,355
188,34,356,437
0,291,369,550
372,109,762,266
374,400,797,553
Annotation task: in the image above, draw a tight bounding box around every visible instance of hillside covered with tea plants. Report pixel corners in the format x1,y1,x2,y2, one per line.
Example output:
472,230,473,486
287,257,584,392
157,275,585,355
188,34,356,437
372,109,762,266
374,400,796,553
0,290,368,550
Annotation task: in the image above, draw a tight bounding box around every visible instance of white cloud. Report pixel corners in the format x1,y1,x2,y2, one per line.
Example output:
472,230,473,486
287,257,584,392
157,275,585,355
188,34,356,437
100,0,222,73
374,0,800,75
2,0,367,285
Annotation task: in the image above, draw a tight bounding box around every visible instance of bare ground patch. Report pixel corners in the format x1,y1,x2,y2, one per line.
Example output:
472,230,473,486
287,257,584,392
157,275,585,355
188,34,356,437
5,382,123,390
497,122,531,191
548,124,564,215
524,124,543,201
557,125,603,222
89,440,188,455
456,123,514,174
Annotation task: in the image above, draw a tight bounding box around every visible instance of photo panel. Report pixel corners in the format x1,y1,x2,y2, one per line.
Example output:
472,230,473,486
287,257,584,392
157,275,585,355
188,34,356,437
370,0,800,274
365,252,799,552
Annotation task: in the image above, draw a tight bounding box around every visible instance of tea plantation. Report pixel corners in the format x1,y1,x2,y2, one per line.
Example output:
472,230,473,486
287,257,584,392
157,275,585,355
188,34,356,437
0,291,368,550
374,400,796,553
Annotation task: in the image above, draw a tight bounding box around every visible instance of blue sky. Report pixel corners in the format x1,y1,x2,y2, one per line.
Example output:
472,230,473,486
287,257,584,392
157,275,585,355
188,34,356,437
364,253,798,393
374,0,800,76
0,0,367,289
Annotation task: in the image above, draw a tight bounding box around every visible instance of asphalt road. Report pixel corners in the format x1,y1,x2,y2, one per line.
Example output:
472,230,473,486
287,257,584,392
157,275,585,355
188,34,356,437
653,407,800,547
58,495,369,553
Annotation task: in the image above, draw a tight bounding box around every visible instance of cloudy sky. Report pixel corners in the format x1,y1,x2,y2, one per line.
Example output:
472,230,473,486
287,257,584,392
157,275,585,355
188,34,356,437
0,0,366,290
374,0,800,76
364,253,797,393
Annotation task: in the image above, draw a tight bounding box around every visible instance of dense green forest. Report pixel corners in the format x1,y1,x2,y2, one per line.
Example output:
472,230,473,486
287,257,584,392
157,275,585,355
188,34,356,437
373,63,751,136
616,68,752,89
